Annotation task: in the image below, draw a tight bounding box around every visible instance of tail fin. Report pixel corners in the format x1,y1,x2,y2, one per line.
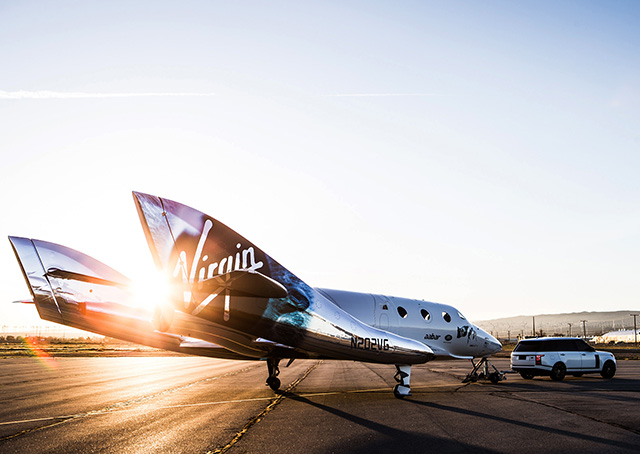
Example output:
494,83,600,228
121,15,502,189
8,236,261,358
8,236,132,328
9,237,64,324
133,192,291,312
133,192,267,275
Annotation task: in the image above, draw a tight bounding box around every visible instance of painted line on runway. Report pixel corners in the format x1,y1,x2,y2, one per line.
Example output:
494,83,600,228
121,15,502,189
206,360,323,454
0,415,81,426
0,364,260,442
0,381,470,429
121,384,464,411
0,379,468,430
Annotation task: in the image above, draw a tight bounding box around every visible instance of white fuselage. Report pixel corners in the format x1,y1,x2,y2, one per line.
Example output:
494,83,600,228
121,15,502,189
317,288,501,359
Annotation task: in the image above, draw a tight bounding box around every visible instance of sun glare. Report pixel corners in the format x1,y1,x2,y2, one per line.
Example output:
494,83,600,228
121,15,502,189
131,269,172,313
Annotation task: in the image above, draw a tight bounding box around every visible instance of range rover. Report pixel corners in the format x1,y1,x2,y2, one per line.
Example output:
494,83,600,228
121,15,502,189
511,337,616,381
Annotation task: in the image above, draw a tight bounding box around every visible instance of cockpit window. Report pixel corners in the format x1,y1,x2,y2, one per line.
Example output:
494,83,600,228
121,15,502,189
458,312,465,320
397,306,408,318
442,311,451,323
421,309,431,321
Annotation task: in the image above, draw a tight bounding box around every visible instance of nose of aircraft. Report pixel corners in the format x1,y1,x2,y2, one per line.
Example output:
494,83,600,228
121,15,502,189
476,326,502,356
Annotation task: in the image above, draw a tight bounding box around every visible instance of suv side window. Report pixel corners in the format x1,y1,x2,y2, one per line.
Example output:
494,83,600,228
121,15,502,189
557,339,576,351
573,339,595,352
538,340,551,352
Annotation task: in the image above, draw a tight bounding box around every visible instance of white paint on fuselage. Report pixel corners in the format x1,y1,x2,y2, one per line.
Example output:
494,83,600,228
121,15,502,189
316,288,501,359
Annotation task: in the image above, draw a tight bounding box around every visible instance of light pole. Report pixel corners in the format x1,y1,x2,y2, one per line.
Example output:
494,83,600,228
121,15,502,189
580,320,588,338
631,314,639,347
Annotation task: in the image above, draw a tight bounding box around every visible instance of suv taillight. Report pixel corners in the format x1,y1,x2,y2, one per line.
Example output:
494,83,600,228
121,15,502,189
535,355,543,365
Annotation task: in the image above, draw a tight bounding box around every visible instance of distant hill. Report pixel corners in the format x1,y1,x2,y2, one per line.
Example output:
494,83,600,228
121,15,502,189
475,310,639,340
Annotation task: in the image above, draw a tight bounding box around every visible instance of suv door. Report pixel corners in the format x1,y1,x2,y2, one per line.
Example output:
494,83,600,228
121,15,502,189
557,339,582,371
574,339,598,369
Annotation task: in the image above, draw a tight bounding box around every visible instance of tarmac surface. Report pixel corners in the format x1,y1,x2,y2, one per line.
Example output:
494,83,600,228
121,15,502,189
0,356,638,453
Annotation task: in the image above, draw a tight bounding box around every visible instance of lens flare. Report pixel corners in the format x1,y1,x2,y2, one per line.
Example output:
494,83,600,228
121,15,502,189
23,337,58,369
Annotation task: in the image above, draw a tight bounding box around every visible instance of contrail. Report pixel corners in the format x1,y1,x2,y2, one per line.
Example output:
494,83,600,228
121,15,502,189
0,90,216,99
321,93,446,98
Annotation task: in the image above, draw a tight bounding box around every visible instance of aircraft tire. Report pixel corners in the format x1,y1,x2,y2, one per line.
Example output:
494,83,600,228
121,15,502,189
266,376,281,391
393,384,410,399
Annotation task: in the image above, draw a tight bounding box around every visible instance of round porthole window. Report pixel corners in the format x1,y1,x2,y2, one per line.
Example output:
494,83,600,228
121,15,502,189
442,311,451,323
421,309,431,321
397,306,408,318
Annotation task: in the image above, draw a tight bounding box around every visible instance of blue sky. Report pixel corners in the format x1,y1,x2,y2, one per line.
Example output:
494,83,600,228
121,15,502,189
1,1,639,328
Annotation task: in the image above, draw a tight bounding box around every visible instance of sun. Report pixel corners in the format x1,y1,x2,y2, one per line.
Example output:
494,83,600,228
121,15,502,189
130,268,173,313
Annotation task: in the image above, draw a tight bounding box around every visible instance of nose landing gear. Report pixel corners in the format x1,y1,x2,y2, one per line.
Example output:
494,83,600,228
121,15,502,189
463,357,505,384
266,358,281,391
393,364,412,398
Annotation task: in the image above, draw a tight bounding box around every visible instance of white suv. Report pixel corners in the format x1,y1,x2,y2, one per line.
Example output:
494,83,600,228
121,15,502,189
511,337,616,381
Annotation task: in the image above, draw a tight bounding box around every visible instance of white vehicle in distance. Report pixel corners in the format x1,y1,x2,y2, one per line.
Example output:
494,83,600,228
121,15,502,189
511,337,616,381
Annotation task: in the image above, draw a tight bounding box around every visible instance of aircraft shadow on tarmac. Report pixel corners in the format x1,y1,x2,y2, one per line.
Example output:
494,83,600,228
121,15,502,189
280,392,499,454
405,399,638,451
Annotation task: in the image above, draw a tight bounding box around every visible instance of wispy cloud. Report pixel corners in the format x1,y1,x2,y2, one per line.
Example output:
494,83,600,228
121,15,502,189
0,90,216,100
321,93,447,98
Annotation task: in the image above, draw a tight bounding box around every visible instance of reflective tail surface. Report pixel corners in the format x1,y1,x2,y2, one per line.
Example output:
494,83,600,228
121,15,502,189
132,192,290,314
8,236,260,359
9,237,132,327
133,192,435,364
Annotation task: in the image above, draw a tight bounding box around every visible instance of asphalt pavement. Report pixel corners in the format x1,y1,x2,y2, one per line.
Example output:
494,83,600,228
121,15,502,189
0,356,638,453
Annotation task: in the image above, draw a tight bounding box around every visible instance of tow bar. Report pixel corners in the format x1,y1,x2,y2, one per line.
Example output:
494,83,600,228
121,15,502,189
463,357,508,384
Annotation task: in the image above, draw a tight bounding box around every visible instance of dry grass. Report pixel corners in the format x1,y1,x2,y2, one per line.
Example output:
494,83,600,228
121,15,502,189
0,340,186,358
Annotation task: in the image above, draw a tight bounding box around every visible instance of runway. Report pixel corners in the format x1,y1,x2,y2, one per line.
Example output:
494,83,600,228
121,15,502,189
0,357,638,453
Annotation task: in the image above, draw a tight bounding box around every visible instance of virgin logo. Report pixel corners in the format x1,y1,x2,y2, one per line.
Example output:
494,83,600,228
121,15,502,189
173,219,264,307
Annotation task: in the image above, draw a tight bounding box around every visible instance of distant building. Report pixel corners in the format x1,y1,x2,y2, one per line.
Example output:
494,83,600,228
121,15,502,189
593,330,640,344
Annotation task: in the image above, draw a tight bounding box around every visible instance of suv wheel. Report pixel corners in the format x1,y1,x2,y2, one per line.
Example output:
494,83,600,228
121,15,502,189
520,371,534,380
600,360,616,379
550,362,566,381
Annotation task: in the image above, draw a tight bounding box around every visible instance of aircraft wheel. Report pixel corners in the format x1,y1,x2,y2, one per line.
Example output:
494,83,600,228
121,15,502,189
266,376,281,391
550,362,566,381
489,372,500,384
393,384,411,399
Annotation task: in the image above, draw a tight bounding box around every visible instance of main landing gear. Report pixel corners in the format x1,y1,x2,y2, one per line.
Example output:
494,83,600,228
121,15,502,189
393,364,412,399
463,357,506,384
266,358,281,391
